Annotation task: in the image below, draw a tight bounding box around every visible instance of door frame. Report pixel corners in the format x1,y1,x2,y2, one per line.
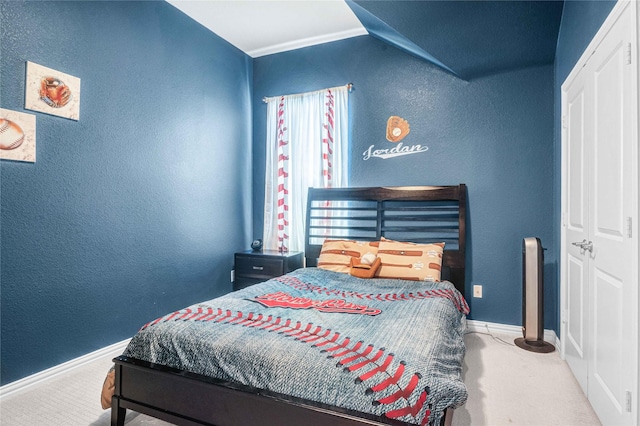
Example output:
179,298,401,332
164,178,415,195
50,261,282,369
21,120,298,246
560,0,638,421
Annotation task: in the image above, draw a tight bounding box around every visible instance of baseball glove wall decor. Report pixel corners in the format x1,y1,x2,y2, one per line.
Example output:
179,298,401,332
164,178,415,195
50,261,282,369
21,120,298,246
25,61,81,121
39,76,72,108
386,116,410,142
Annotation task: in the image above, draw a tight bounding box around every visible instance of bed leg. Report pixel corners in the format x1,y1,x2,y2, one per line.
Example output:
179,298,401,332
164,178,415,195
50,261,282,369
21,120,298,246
111,396,126,426
442,408,454,426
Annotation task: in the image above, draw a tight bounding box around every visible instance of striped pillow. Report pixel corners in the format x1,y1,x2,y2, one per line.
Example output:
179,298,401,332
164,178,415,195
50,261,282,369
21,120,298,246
318,240,379,273
377,239,445,281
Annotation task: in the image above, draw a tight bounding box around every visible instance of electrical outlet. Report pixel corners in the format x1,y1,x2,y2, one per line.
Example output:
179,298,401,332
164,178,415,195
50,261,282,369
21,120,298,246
473,284,483,298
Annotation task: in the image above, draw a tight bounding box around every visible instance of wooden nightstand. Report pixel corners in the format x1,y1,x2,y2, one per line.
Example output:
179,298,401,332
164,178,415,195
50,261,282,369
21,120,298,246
233,250,304,291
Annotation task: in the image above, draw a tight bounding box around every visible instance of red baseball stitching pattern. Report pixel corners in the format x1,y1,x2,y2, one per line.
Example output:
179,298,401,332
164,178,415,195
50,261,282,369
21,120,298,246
141,309,433,424
0,119,10,134
274,275,470,315
320,89,336,236
322,89,334,187
276,96,289,252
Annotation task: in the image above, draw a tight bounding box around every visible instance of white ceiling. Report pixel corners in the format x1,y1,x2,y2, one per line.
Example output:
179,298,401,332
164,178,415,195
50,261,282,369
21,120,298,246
167,0,368,58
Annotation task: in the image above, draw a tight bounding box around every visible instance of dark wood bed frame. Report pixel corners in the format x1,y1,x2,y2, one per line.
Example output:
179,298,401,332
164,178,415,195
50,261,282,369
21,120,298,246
112,184,467,426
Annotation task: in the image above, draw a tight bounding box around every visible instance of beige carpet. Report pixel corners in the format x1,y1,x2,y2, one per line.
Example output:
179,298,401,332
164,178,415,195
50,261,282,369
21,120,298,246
454,331,600,426
0,330,600,425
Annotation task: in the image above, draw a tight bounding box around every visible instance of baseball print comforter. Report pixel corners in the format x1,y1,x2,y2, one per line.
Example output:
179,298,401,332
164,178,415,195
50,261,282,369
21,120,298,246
119,268,469,425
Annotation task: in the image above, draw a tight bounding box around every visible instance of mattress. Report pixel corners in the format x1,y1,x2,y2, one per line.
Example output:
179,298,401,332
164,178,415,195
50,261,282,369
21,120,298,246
121,268,469,425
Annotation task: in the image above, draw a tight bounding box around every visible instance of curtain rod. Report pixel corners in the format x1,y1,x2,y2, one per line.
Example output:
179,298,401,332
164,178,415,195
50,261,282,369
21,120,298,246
262,83,353,103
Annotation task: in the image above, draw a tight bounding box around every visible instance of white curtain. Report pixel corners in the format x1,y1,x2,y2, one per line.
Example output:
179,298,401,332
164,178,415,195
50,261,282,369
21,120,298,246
263,85,349,253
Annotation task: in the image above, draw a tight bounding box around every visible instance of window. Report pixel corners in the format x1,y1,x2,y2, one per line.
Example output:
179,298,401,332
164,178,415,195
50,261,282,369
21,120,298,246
263,85,350,252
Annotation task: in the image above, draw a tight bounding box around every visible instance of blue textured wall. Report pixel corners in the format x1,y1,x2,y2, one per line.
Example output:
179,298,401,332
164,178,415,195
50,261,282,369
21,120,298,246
1,0,617,386
253,36,555,331
552,0,617,335
1,1,252,385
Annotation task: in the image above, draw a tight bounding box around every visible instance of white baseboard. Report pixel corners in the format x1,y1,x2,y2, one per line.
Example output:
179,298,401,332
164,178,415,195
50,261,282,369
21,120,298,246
467,319,561,352
0,338,130,399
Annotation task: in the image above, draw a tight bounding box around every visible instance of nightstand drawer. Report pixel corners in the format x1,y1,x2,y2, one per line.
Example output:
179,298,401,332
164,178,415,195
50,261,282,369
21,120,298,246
233,250,304,291
235,256,284,278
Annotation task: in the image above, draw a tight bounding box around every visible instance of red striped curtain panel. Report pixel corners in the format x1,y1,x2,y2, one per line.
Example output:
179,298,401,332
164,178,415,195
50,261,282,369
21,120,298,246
263,85,350,253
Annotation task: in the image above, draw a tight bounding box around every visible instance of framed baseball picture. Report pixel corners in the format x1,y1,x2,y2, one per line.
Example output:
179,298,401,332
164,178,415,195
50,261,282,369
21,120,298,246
25,61,81,120
0,108,36,163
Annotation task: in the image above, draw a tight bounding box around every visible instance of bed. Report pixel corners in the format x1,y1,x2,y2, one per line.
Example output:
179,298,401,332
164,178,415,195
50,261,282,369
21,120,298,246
108,184,468,426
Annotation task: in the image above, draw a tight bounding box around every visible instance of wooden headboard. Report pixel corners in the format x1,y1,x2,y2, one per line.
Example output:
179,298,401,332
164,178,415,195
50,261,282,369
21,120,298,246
305,185,467,296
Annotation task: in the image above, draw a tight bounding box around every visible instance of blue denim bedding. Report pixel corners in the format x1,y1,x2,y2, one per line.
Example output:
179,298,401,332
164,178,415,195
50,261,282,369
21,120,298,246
123,268,469,425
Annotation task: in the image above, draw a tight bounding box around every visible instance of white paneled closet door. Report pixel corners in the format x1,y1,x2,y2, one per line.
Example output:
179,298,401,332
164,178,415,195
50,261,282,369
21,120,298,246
563,57,590,396
561,1,638,425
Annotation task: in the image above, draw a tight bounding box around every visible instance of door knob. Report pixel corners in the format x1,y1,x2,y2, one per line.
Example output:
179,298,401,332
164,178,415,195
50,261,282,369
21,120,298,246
571,239,593,253
572,239,587,248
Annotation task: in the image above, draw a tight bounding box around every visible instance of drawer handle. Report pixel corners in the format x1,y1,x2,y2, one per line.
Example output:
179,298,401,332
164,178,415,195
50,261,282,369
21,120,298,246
252,266,264,271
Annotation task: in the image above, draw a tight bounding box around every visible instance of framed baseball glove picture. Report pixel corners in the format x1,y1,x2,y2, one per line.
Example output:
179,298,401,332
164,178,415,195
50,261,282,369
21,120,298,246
25,61,81,121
